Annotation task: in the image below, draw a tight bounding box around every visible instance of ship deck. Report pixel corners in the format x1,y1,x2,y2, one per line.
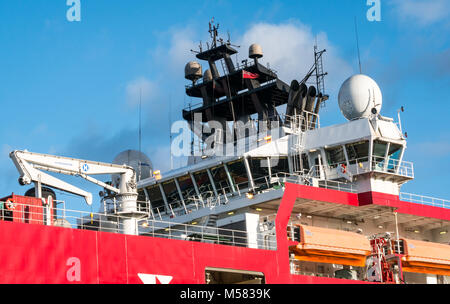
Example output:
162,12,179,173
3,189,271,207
0,183,449,284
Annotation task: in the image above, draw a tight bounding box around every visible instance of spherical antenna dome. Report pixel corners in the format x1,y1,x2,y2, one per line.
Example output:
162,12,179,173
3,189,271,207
112,150,153,185
338,74,382,121
184,61,202,82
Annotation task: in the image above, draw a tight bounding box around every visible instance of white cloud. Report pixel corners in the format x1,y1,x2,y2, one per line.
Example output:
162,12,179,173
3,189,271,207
147,145,172,172
125,77,158,107
152,26,200,75
149,21,354,95
390,0,450,26
167,28,200,72
116,21,354,171
236,22,354,94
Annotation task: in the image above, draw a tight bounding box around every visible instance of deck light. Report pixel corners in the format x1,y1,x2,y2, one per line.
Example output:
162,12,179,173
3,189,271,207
378,225,383,229
440,230,447,235
246,192,254,199
414,230,420,233
191,221,198,225
255,208,263,212
142,222,149,228
306,215,312,219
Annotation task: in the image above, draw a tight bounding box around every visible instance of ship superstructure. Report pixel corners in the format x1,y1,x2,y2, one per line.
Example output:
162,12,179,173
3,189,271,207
134,22,412,233
0,21,448,284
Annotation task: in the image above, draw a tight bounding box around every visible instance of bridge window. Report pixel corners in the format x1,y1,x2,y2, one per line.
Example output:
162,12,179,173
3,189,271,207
211,166,232,195
373,140,388,158
249,157,271,188
193,170,215,199
325,146,346,167
177,174,197,205
346,141,369,163
388,143,402,161
226,160,249,190
146,184,165,212
162,180,182,208
270,156,289,174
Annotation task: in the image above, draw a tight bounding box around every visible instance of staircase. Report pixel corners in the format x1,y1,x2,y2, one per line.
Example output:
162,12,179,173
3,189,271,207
206,214,219,227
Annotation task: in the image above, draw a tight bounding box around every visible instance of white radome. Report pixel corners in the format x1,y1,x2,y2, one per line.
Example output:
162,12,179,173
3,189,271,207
338,74,382,120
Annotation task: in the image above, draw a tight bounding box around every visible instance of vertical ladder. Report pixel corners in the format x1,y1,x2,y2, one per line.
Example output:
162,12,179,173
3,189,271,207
291,115,306,173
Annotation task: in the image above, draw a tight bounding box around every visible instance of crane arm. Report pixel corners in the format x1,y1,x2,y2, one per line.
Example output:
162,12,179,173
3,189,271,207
10,150,137,206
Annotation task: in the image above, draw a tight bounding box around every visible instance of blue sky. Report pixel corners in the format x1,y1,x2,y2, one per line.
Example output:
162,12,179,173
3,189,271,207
0,0,449,211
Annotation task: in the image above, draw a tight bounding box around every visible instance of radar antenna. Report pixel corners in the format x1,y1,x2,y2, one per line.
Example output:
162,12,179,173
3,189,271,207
208,18,219,49
298,42,328,104
314,42,328,103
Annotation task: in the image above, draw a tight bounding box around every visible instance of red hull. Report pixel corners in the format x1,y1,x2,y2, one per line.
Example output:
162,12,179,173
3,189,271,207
0,183,448,284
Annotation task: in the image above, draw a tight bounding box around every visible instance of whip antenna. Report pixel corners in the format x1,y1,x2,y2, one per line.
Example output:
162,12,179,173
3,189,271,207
354,17,362,74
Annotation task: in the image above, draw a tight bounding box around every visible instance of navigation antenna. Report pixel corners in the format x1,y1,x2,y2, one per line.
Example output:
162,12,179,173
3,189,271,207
208,18,219,49
313,38,328,107
138,88,142,181
299,40,328,102
354,17,362,74
314,44,327,98
169,94,173,170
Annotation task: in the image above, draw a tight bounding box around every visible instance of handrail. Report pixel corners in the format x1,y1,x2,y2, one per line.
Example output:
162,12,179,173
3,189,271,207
399,192,450,209
139,217,276,250
0,201,277,250
324,156,414,179
152,170,357,220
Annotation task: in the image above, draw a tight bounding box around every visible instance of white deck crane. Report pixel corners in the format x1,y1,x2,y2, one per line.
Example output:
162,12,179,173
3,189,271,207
10,150,147,235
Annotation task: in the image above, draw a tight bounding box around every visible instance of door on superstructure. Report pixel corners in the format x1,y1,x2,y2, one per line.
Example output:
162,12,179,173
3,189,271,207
205,267,265,284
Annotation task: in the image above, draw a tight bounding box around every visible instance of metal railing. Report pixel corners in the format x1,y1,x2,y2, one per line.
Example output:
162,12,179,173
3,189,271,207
282,113,320,131
187,120,286,158
139,218,277,250
149,192,231,220
0,201,277,250
183,60,278,91
153,170,358,220
325,156,414,179
279,171,356,193
151,174,283,219
371,156,414,178
399,192,450,209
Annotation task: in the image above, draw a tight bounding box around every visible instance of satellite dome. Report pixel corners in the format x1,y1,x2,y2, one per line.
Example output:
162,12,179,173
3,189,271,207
249,43,263,59
112,150,153,185
338,74,382,121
